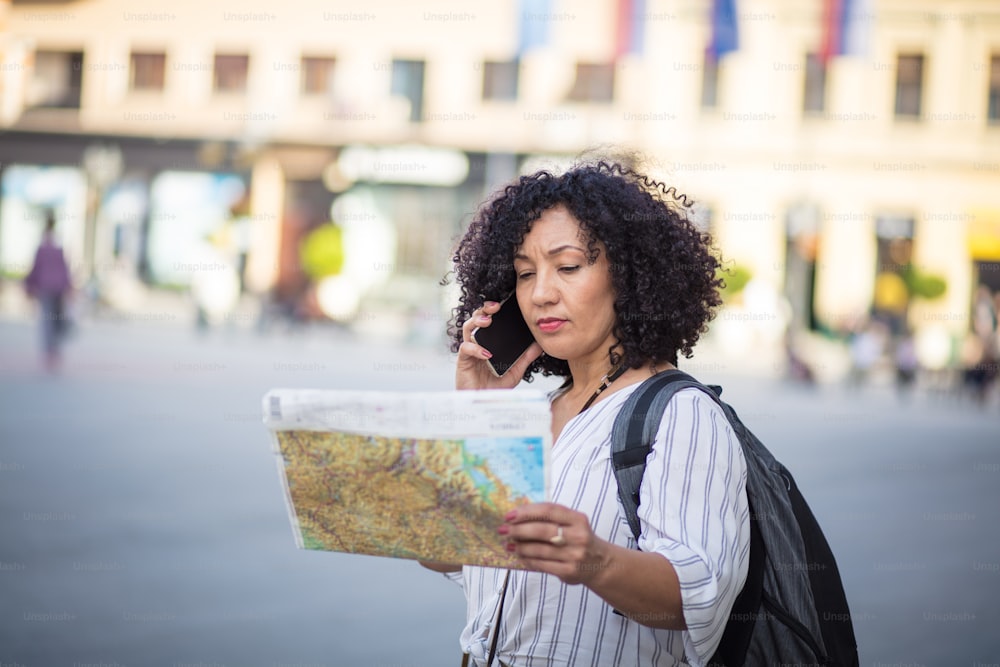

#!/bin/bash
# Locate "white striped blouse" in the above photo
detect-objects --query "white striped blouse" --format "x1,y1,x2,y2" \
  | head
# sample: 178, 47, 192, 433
447, 384, 750, 667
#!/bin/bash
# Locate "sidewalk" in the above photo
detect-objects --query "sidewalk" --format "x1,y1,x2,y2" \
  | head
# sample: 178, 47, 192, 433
3, 277, 856, 381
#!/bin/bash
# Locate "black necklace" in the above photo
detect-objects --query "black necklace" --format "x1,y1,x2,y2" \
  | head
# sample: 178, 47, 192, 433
578, 364, 628, 414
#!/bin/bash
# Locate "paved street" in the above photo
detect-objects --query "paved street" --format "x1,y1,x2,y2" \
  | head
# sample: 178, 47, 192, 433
1, 316, 997, 666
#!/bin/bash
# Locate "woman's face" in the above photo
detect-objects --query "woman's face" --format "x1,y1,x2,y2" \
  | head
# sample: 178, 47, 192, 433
513, 205, 618, 367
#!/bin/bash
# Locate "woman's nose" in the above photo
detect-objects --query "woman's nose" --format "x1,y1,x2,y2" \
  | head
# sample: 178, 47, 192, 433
531, 270, 558, 305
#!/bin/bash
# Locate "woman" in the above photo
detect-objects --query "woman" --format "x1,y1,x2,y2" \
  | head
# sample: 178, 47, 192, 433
428, 161, 750, 666
25, 212, 73, 372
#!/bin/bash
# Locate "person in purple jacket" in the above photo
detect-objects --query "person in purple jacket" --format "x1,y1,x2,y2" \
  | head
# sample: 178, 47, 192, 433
24, 212, 73, 372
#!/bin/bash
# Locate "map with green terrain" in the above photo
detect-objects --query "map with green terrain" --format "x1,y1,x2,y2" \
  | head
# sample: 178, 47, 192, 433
276, 430, 545, 567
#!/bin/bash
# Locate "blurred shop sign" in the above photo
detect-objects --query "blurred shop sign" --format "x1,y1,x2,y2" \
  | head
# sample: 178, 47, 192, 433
337, 145, 468, 186
875, 214, 914, 239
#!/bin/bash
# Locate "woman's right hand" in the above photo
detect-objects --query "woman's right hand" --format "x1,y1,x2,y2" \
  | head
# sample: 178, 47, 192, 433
457, 301, 542, 391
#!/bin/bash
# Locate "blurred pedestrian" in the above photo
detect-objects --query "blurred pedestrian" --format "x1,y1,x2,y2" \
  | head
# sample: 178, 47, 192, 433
783, 329, 816, 385
847, 319, 884, 387
893, 331, 919, 397
24, 211, 73, 372
960, 334, 995, 405
964, 285, 999, 405
972, 284, 997, 343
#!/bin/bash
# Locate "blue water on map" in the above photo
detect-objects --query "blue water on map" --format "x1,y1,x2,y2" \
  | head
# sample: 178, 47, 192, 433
467, 468, 493, 492
463, 437, 545, 501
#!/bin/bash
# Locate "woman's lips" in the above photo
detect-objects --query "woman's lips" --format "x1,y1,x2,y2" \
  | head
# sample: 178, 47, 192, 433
537, 318, 566, 333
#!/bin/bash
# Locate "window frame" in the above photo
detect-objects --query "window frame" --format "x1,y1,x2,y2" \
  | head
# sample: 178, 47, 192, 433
213, 53, 250, 93
894, 53, 924, 120
129, 51, 166, 92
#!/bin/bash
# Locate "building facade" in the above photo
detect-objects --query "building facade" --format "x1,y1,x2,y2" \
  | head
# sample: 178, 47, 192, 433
1, 0, 998, 364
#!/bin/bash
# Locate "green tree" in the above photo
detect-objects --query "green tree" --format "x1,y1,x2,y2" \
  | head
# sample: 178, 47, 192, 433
900, 264, 947, 300
718, 264, 753, 300
299, 223, 345, 281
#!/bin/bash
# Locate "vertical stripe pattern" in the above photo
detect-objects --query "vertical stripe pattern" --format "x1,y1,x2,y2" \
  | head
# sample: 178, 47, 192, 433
451, 385, 749, 667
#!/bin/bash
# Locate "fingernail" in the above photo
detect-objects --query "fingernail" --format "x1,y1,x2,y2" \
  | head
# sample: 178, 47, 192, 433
504, 510, 517, 521
482, 350, 493, 359
485, 301, 498, 308
506, 542, 516, 552
497, 525, 509, 535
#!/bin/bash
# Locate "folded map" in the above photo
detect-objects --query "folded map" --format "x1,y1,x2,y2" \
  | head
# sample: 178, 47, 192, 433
263, 388, 550, 568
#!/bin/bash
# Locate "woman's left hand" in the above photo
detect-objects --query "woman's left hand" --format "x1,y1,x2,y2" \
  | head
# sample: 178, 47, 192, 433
499, 502, 610, 586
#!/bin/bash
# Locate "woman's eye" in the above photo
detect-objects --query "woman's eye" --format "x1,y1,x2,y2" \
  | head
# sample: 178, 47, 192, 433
516, 272, 534, 281
559, 266, 580, 273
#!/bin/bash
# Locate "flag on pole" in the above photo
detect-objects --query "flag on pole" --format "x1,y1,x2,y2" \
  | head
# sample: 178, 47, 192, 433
820, 0, 871, 64
842, 0, 872, 58
708, 0, 739, 61
615, 0, 647, 58
819, 0, 843, 64
518, 0, 552, 56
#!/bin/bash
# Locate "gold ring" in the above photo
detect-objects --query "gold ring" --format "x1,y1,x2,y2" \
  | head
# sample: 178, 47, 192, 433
549, 525, 566, 546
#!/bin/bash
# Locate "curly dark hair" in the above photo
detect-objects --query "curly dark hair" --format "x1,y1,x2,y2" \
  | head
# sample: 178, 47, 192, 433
447, 161, 724, 381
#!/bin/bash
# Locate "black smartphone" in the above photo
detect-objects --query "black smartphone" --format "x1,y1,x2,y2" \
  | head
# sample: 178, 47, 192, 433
472, 294, 536, 377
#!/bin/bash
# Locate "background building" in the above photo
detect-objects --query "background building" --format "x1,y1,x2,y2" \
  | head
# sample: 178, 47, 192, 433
1, 0, 998, 373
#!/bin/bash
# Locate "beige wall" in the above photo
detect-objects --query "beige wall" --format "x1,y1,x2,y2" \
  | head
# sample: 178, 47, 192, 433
4, 0, 999, 339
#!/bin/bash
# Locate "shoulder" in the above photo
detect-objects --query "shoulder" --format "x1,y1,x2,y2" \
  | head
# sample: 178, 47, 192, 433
655, 387, 741, 451
663, 386, 729, 419
621, 383, 732, 427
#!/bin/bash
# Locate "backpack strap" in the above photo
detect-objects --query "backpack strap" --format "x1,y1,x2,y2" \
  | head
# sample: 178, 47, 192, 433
610, 369, 763, 666
611, 369, 723, 542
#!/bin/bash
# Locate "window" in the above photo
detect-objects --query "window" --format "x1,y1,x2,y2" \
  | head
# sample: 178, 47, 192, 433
391, 59, 425, 122
700, 54, 719, 110
30, 50, 83, 108
803, 53, 826, 115
988, 55, 1000, 125
214, 54, 249, 93
566, 63, 615, 103
482, 60, 519, 101
301, 56, 336, 96
130, 52, 166, 91
894, 54, 924, 119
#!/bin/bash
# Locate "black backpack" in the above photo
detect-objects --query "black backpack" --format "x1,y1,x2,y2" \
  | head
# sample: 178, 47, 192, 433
611, 370, 859, 667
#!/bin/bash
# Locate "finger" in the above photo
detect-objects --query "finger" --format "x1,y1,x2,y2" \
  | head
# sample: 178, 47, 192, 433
509, 543, 586, 583
458, 340, 493, 362
465, 301, 500, 322
509, 541, 565, 563
504, 502, 574, 526
461, 310, 493, 342
506, 520, 568, 545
